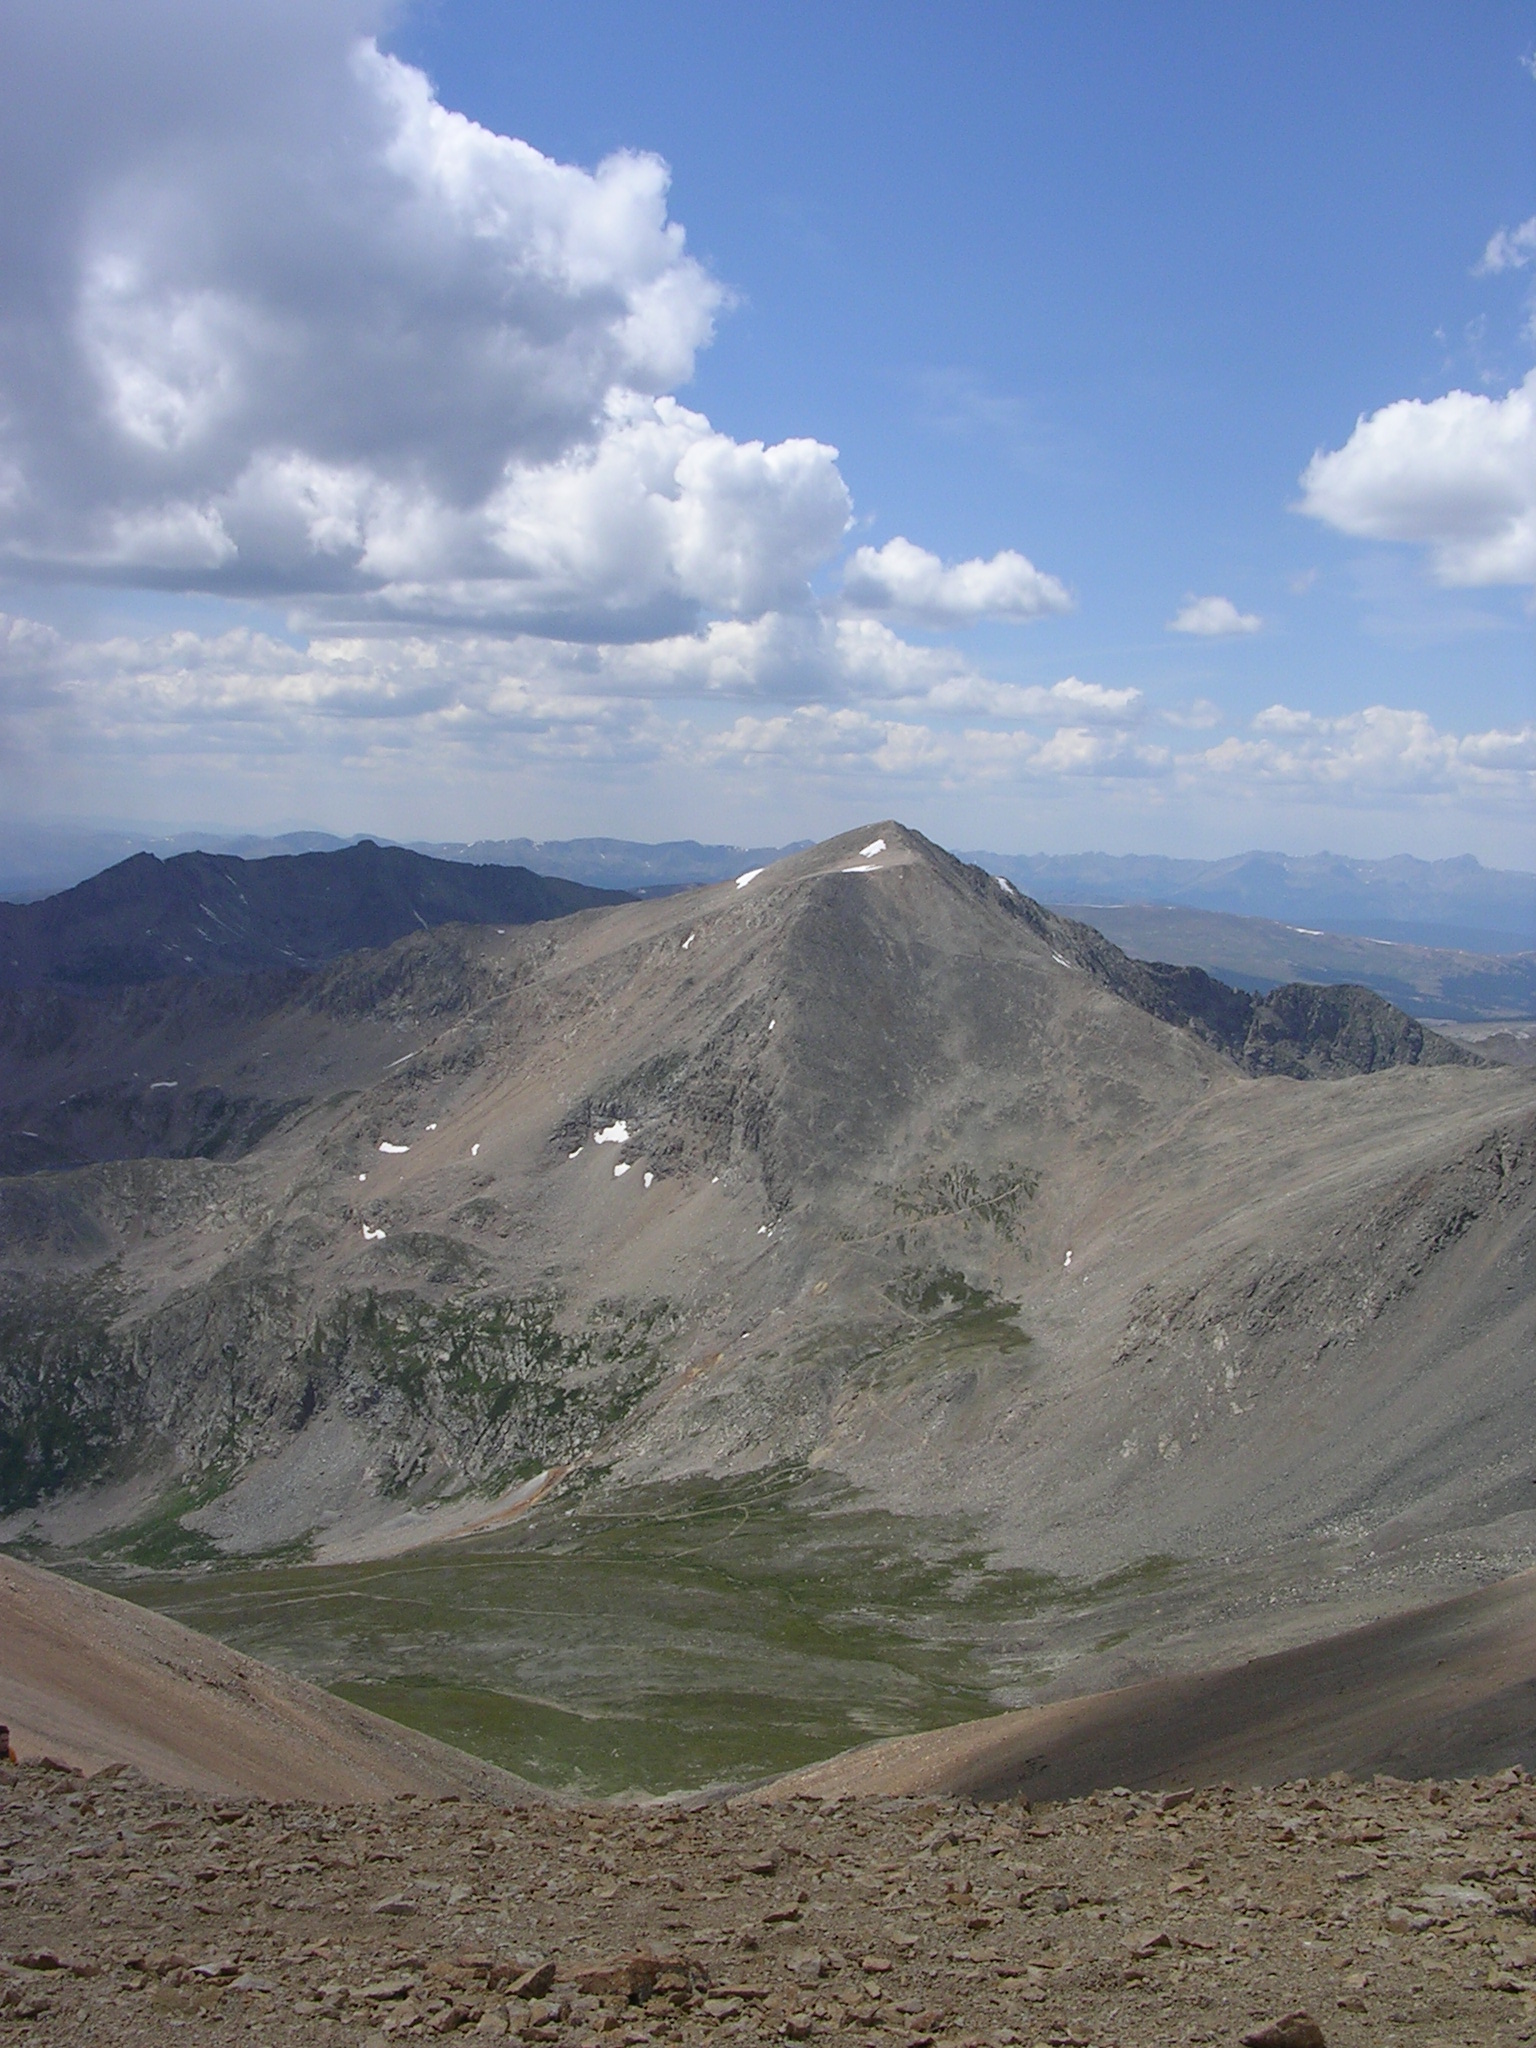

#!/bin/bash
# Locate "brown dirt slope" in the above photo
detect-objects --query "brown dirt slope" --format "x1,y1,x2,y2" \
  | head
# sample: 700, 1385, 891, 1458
760, 1567, 1536, 1803
0, 1553, 548, 1803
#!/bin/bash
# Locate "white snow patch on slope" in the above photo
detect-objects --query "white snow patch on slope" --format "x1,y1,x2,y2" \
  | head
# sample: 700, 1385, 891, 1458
997, 876, 1015, 894
1051, 953, 1072, 969
735, 868, 764, 889
613, 1161, 631, 1178
362, 1224, 387, 1242
149, 1080, 178, 1091
682, 931, 696, 949
842, 863, 882, 874
378, 1141, 410, 1154
859, 837, 887, 858
594, 1120, 630, 1145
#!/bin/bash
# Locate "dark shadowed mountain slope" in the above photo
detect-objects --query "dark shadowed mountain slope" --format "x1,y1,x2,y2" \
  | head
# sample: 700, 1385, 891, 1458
1053, 901, 1536, 1023
0, 841, 631, 991
984, 880, 1475, 1076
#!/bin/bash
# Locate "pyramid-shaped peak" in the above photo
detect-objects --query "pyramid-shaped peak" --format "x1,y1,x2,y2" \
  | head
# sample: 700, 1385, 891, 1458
717, 820, 963, 896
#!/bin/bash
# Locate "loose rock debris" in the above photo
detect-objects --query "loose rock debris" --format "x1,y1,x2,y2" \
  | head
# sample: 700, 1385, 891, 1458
3, 1761, 1534, 2045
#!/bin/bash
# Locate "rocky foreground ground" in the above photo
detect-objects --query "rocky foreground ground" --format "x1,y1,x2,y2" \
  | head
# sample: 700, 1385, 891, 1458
4, 1760, 1535, 2048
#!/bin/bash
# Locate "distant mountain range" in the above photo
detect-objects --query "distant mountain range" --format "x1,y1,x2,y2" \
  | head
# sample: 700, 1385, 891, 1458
0, 824, 802, 905
0, 841, 628, 991
3, 822, 1533, 953
972, 847, 1536, 955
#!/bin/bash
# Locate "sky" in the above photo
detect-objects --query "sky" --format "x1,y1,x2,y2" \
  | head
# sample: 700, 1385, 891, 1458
0, 1, 1532, 863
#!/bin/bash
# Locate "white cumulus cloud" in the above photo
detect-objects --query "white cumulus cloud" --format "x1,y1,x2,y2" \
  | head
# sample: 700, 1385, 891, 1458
0, 8, 869, 636
1167, 595, 1263, 636
1297, 369, 1536, 588
841, 536, 1072, 627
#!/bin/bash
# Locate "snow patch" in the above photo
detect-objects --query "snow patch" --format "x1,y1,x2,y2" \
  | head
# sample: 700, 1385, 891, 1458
425, 1122, 437, 1131
1050, 952, 1072, 969
471, 1143, 480, 1157
594, 1120, 630, 1145
841, 863, 881, 874
996, 876, 1015, 894
149, 1080, 178, 1091
682, 931, 696, 950
1063, 1250, 1073, 1269
358, 1173, 367, 1182
735, 868, 764, 889
1289, 926, 1322, 937
568, 1147, 584, 1159
768, 1018, 776, 1031
643, 1171, 654, 1188
378, 1141, 410, 1154
362, 1224, 387, 1242
859, 837, 887, 858
613, 1161, 631, 1178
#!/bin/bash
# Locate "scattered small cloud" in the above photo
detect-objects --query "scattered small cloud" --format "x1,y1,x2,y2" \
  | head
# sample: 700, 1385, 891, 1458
1288, 568, 1319, 594
1168, 594, 1263, 637
1161, 699, 1222, 730
1475, 216, 1536, 275
841, 536, 1072, 628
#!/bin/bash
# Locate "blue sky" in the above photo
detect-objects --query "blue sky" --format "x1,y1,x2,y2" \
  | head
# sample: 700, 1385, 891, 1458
0, 1, 1532, 861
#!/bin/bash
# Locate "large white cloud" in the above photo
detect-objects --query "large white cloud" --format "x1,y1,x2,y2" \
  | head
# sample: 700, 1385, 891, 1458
0, 8, 874, 635
1297, 369, 1536, 588
841, 536, 1072, 626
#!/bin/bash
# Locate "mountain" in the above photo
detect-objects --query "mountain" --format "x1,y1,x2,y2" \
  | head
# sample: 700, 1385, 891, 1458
10, 824, 1532, 953
970, 846, 1536, 953
1055, 901, 1536, 1024
0, 822, 360, 900
0, 840, 631, 991
1, 822, 1530, 1724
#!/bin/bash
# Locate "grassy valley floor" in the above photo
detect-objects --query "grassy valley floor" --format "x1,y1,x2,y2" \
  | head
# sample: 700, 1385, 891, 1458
62, 1469, 1154, 1798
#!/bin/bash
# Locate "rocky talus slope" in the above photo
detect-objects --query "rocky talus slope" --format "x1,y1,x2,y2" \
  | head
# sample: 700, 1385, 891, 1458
4, 1757, 1535, 2047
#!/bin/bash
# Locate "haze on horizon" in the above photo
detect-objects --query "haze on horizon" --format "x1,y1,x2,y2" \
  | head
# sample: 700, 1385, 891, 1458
0, 1, 1532, 866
